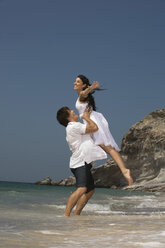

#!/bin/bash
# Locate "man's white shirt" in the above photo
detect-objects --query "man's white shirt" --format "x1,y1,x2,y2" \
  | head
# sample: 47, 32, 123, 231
66, 122, 107, 169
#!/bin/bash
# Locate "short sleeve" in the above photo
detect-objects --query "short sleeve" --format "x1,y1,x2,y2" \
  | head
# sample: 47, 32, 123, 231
72, 122, 86, 135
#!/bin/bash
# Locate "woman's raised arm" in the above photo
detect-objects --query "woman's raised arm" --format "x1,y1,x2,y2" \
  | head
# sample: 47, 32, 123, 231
79, 81, 99, 100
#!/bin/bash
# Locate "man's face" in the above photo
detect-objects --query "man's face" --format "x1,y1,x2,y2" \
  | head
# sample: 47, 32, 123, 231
68, 109, 78, 122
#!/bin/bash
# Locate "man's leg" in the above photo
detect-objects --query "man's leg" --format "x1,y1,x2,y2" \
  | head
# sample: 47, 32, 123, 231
74, 163, 95, 215
74, 189, 95, 215
64, 187, 87, 217
64, 165, 88, 217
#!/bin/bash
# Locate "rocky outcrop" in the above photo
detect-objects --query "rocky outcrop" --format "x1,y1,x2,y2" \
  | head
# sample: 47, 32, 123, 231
57, 176, 76, 186
92, 108, 165, 191
35, 176, 76, 186
121, 107, 165, 191
91, 159, 126, 188
35, 177, 62, 186
35, 177, 53, 185
36, 108, 165, 192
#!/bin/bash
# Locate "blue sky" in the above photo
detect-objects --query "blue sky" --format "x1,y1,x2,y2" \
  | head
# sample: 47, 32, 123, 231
0, 0, 165, 183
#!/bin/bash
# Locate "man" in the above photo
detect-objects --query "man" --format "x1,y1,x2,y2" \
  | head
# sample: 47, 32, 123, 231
56, 106, 107, 217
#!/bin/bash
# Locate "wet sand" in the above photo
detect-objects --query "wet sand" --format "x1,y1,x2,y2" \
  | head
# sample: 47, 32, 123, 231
1, 215, 165, 248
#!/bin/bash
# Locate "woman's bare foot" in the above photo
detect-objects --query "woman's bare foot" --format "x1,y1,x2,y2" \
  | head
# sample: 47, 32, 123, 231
123, 169, 133, 186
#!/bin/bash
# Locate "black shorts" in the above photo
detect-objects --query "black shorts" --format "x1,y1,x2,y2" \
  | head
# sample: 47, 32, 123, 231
71, 163, 95, 193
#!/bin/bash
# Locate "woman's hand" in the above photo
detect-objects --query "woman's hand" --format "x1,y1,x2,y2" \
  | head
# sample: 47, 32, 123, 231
90, 81, 99, 90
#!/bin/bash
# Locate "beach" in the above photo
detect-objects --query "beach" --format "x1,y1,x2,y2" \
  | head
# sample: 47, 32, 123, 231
0, 181, 165, 248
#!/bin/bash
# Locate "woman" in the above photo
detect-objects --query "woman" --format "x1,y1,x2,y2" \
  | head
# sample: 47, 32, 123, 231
73, 74, 133, 186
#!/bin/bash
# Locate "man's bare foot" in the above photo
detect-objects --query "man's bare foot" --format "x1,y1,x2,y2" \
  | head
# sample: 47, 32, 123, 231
63, 213, 70, 217
123, 169, 133, 186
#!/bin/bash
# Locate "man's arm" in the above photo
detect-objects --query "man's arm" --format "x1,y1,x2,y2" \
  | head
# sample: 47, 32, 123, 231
82, 108, 98, 134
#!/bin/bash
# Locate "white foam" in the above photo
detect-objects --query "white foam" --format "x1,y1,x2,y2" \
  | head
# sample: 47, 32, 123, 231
36, 230, 64, 235
87, 228, 103, 230
96, 210, 126, 214
83, 203, 109, 212
44, 204, 66, 209
95, 210, 112, 214
136, 199, 159, 209
132, 242, 163, 247
42, 201, 165, 216
158, 231, 165, 236
13, 232, 24, 237
64, 240, 81, 244
43, 203, 165, 216
45, 203, 110, 213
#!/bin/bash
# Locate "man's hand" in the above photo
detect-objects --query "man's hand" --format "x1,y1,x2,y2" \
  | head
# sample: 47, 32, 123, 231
82, 107, 98, 134
82, 107, 92, 120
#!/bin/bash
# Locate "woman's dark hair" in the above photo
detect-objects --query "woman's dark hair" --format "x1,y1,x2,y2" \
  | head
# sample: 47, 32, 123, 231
56, 107, 70, 127
77, 74, 104, 111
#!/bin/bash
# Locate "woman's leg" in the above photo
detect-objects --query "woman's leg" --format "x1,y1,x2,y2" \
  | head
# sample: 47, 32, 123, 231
99, 144, 133, 185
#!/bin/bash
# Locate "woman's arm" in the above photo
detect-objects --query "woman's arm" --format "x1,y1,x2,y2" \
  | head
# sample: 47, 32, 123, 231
79, 81, 99, 100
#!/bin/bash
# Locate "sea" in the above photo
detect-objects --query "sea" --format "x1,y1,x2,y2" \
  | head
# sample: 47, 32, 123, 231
0, 181, 165, 248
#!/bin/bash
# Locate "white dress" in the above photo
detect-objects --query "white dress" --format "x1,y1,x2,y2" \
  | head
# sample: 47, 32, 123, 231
75, 98, 120, 151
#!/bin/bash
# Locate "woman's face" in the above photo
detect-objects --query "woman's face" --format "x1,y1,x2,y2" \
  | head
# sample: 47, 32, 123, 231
73, 77, 86, 91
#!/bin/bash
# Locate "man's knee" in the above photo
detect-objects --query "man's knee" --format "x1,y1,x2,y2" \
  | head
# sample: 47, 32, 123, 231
76, 187, 87, 195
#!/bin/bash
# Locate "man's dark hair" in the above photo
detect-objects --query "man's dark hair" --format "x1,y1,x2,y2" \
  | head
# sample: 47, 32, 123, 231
56, 107, 70, 127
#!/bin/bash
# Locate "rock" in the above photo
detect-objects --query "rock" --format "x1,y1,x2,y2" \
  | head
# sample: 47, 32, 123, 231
35, 176, 76, 187
120, 108, 165, 191
35, 176, 53, 185
51, 180, 64, 186
91, 159, 127, 188
123, 182, 165, 192
58, 176, 76, 186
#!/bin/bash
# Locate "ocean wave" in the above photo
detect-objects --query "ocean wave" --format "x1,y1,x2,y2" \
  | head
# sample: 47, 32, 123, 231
41, 202, 165, 215
4, 190, 25, 195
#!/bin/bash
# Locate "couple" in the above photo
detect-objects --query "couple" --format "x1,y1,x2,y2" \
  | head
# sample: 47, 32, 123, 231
57, 75, 133, 217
